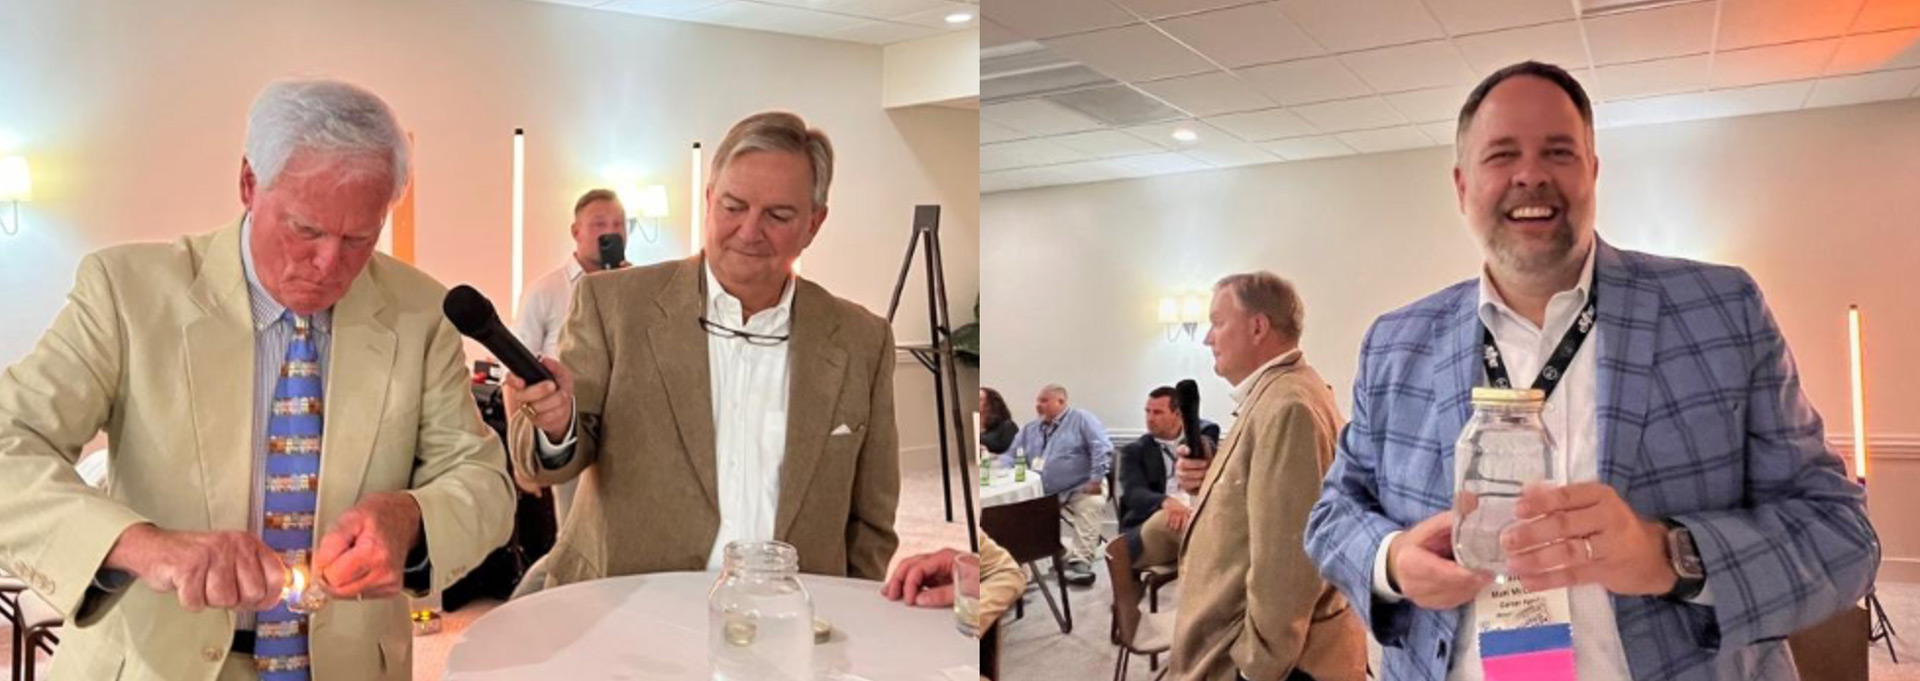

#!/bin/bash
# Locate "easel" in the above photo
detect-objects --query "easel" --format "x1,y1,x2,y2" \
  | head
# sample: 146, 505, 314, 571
886, 205, 978, 551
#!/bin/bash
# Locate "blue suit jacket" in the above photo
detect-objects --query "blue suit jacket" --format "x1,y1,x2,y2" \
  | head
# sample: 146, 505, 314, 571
1305, 241, 1878, 681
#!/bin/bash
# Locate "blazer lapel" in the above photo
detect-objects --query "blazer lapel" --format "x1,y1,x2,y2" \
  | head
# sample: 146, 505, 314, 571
649, 257, 720, 511
1182, 355, 1295, 548
1433, 287, 1480, 493
317, 265, 397, 525
1593, 240, 1657, 494
776, 280, 847, 539
182, 222, 257, 531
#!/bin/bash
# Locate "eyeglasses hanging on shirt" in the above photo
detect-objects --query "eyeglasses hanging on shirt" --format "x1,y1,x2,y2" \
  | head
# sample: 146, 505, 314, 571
698, 316, 791, 346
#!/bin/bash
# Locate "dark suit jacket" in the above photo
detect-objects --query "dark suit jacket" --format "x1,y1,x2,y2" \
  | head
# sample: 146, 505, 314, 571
1118, 421, 1219, 549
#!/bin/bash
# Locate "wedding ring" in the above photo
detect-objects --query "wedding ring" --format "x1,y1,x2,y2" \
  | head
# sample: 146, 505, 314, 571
1582, 537, 1597, 562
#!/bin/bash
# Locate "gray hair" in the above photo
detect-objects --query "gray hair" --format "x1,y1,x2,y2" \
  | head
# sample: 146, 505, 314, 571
245, 79, 411, 203
1040, 384, 1069, 401
709, 111, 834, 208
1214, 271, 1305, 344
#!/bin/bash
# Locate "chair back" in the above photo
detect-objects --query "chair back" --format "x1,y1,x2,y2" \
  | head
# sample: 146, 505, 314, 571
1104, 537, 1149, 650
980, 494, 1063, 564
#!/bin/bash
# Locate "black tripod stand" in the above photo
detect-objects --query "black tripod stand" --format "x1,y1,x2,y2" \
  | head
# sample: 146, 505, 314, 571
886, 205, 978, 551
1869, 588, 1899, 663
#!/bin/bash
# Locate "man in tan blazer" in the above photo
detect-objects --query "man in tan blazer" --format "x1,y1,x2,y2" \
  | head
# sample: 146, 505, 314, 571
1170, 272, 1365, 681
505, 111, 899, 584
0, 80, 514, 680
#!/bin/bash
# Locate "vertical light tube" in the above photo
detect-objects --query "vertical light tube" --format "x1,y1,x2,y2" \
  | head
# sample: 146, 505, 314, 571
690, 142, 704, 257
1849, 305, 1868, 483
511, 128, 526, 317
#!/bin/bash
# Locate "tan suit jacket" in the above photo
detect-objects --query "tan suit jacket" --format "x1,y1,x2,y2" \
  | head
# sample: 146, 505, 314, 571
0, 223, 516, 680
1173, 351, 1366, 681
508, 256, 900, 582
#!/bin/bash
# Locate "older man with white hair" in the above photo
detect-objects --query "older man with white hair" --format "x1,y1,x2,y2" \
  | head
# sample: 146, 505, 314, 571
0, 79, 515, 680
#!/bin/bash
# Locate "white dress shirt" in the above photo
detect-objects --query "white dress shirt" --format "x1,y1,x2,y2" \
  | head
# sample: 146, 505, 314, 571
1370, 245, 1638, 681
512, 257, 585, 358
701, 264, 797, 570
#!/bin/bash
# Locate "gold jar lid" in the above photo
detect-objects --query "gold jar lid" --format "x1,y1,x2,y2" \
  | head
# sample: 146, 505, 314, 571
1471, 387, 1546, 404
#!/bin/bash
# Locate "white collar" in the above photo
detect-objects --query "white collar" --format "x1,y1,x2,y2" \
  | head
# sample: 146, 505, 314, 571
1476, 241, 1598, 332
565, 255, 585, 283
703, 261, 796, 333
1230, 348, 1302, 407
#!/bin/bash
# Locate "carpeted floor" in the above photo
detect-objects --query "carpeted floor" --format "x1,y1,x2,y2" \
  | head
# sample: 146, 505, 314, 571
3, 465, 976, 679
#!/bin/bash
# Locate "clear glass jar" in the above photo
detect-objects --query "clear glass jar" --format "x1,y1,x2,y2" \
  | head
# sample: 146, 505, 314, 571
709, 540, 814, 681
1452, 387, 1554, 579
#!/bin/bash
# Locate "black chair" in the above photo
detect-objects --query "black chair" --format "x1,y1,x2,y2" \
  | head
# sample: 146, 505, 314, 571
15, 591, 61, 681
981, 620, 1001, 680
1105, 539, 1172, 680
981, 494, 1073, 633
2, 571, 26, 681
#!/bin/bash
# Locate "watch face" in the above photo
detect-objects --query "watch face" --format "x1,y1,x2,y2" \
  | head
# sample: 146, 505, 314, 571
1668, 527, 1706, 579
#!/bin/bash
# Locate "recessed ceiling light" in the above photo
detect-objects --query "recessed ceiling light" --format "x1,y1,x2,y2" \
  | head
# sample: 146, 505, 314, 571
1171, 128, 1199, 143
945, 12, 974, 24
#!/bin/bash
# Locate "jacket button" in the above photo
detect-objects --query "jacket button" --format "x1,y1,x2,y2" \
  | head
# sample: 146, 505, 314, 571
1437, 641, 1449, 660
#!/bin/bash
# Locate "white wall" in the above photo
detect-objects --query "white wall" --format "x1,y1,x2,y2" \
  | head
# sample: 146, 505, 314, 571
0, 0, 978, 472
982, 99, 1920, 577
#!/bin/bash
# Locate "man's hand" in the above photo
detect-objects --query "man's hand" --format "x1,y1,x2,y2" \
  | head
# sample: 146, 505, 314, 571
1161, 496, 1192, 533
1082, 479, 1104, 496
503, 356, 575, 442
882, 548, 961, 607
312, 492, 423, 600
102, 524, 286, 612
1503, 482, 1676, 596
1174, 449, 1210, 495
1387, 511, 1494, 610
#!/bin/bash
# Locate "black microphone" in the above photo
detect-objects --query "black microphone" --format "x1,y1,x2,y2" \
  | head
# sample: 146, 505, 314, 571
443, 285, 552, 386
1175, 379, 1206, 459
597, 233, 625, 271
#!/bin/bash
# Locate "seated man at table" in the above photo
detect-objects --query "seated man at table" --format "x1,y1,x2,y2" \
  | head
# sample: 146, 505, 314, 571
1006, 384, 1113, 586
503, 111, 900, 585
1118, 386, 1219, 570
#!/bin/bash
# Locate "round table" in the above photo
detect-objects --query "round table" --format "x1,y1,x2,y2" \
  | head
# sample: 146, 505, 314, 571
979, 468, 1044, 508
444, 572, 977, 680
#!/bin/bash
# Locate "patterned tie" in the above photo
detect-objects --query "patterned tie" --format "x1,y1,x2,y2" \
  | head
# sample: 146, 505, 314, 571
256, 313, 321, 680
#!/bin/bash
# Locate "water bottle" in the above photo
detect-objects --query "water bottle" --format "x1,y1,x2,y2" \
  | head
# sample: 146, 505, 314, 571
980, 453, 992, 487
708, 541, 814, 681
1014, 447, 1028, 483
1452, 387, 1554, 580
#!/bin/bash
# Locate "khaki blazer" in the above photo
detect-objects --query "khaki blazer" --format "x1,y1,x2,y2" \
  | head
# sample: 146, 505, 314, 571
0, 222, 516, 680
1173, 351, 1366, 681
508, 256, 900, 582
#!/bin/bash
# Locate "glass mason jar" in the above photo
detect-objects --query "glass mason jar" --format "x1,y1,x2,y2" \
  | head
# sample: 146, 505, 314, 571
709, 540, 814, 681
1452, 387, 1554, 579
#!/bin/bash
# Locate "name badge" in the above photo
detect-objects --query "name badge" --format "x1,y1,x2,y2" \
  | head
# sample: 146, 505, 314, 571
1474, 581, 1578, 681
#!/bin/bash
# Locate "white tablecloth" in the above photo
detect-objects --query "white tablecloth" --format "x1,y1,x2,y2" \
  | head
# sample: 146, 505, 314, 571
980, 469, 1044, 508
444, 571, 976, 680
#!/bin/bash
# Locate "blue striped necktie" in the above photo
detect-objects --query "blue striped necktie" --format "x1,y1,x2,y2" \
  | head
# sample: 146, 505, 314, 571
256, 313, 321, 680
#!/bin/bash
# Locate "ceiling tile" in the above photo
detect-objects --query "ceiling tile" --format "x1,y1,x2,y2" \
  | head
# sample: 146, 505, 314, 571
1046, 129, 1169, 158
1123, 120, 1242, 149
1111, 0, 1259, 20
1337, 125, 1437, 153
980, 166, 1073, 193
1583, 1, 1716, 66
679, 2, 870, 34
1291, 96, 1407, 132
1806, 67, 1920, 107
1342, 40, 1477, 93
1207, 107, 1320, 140
1111, 152, 1215, 175
1136, 71, 1277, 116
1592, 91, 1711, 129
1045, 85, 1188, 125
1711, 39, 1841, 89
1043, 24, 1215, 81
1235, 56, 1373, 105
1259, 134, 1357, 160
1423, 0, 1573, 36
1418, 120, 1461, 145
1276, 0, 1445, 52
824, 19, 945, 43
1182, 143, 1282, 167
1696, 80, 1814, 118
1826, 28, 1920, 75
1045, 159, 1136, 185
1716, 0, 1864, 51
1384, 84, 1474, 122
594, 0, 727, 17
1852, 0, 1920, 32
1589, 55, 1711, 100
1453, 21, 1591, 74
981, 99, 1106, 135
755, 0, 956, 20
979, 138, 1091, 171
1157, 2, 1325, 68
978, 0, 1137, 39
892, 6, 984, 27
980, 118, 1030, 143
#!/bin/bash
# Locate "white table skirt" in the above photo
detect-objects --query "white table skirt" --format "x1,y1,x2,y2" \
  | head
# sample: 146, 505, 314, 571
980, 469, 1045, 508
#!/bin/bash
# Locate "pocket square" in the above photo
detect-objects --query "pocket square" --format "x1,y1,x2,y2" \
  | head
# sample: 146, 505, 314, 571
831, 424, 854, 436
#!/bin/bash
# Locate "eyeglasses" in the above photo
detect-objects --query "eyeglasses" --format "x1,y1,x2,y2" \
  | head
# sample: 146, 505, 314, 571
698, 316, 790, 346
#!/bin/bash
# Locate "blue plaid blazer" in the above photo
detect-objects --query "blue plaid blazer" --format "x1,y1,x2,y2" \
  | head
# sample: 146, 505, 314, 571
1305, 241, 1878, 681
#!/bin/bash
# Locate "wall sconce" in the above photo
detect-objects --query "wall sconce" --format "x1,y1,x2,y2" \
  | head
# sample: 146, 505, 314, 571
1159, 292, 1208, 342
627, 183, 669, 243
0, 155, 30, 236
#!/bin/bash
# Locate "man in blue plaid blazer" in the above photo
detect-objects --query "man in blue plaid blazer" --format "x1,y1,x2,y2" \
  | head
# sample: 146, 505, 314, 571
1304, 61, 1878, 681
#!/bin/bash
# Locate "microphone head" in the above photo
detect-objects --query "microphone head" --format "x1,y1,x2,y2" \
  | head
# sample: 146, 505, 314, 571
1175, 379, 1201, 414
443, 285, 503, 338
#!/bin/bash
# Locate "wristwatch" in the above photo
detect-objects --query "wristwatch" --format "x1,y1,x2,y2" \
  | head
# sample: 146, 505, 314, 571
1661, 518, 1707, 601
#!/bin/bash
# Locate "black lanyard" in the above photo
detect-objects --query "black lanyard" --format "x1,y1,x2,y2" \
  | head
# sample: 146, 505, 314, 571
1480, 290, 1597, 400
